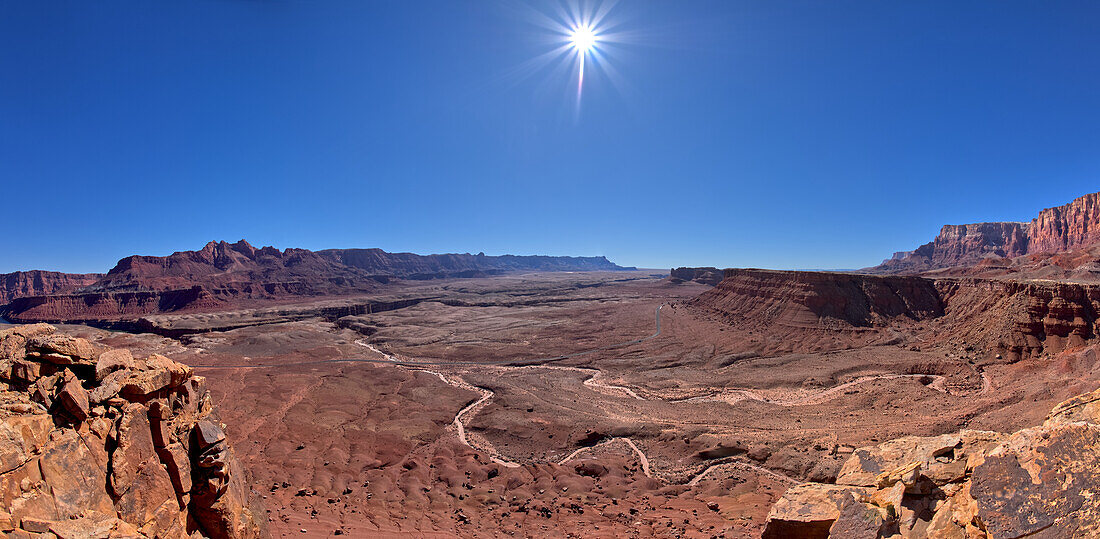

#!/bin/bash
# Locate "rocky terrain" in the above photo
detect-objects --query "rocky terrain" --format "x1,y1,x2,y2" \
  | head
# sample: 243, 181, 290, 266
0, 323, 263, 537
874, 191, 1100, 277
0, 241, 633, 324
762, 387, 1100, 538
3, 192, 1100, 537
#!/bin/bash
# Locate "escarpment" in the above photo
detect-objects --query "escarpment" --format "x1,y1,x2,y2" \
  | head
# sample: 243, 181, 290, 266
669, 267, 724, 286
0, 324, 264, 538
689, 268, 1100, 359
0, 271, 101, 306
876, 191, 1100, 274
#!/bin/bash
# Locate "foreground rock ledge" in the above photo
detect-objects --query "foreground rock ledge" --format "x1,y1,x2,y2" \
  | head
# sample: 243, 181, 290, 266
763, 387, 1100, 538
0, 324, 265, 538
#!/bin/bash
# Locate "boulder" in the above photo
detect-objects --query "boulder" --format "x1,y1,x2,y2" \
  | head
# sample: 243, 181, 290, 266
144, 354, 192, 388
119, 369, 173, 400
94, 348, 134, 382
55, 370, 90, 421
89, 369, 129, 404
26, 335, 101, 365
762, 483, 871, 539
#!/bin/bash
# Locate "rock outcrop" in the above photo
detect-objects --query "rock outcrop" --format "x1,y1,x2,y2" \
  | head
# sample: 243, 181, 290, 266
875, 191, 1100, 273
762, 388, 1100, 538
669, 267, 724, 286
0, 241, 633, 324
0, 324, 264, 538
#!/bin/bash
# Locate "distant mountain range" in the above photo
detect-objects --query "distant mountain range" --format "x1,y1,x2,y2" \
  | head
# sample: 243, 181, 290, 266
0, 240, 633, 322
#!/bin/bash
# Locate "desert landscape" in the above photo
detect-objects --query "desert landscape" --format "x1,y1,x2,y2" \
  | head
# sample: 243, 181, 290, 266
1, 192, 1100, 537
5, 2, 1100, 537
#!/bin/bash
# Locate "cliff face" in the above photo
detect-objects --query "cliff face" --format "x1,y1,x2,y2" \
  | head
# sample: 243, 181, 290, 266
876, 191, 1100, 273
1029, 191, 1100, 253
0, 324, 264, 537
0, 241, 633, 323
669, 267, 724, 286
690, 269, 943, 329
0, 271, 101, 306
690, 269, 1100, 359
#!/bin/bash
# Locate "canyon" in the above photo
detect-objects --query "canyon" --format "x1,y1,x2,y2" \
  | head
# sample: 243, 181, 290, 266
2, 192, 1100, 537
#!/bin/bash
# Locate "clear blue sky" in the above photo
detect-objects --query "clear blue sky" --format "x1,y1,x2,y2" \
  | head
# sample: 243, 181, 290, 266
3, 1, 1099, 273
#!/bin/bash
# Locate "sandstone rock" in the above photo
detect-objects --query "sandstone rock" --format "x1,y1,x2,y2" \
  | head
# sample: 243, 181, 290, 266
119, 369, 173, 400
55, 370, 89, 421
762, 483, 871, 539
144, 354, 192, 388
26, 335, 100, 365
115, 454, 179, 536
19, 516, 53, 533
110, 403, 157, 498
34, 429, 114, 519
10, 360, 44, 385
89, 369, 129, 404
971, 421, 1100, 538
1045, 386, 1100, 426
195, 420, 226, 449
94, 349, 134, 382
837, 430, 1002, 488
0, 326, 263, 539
157, 443, 192, 499
45, 512, 144, 539
29, 374, 58, 409
827, 493, 886, 538
0, 406, 52, 475
875, 460, 921, 490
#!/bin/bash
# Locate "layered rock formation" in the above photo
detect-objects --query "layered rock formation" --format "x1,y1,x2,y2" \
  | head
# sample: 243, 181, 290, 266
762, 387, 1100, 538
875, 191, 1100, 273
0, 324, 264, 537
689, 268, 1100, 358
0, 240, 633, 324
0, 271, 101, 306
691, 270, 943, 329
669, 267, 724, 286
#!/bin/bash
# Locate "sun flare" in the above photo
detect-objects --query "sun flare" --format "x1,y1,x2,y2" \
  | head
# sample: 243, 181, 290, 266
569, 25, 598, 53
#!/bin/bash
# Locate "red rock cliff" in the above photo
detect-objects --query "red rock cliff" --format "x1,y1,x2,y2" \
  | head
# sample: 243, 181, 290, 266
876, 191, 1100, 272
0, 271, 101, 306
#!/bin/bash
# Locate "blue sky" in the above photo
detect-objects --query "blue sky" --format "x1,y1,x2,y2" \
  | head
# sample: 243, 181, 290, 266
2, 1, 1099, 273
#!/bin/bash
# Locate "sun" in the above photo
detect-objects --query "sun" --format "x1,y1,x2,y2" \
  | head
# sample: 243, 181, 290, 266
569, 25, 598, 53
